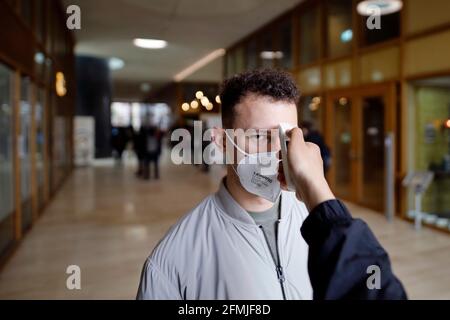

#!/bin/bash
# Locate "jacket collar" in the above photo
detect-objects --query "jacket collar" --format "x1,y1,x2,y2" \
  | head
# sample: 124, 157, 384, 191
214, 178, 293, 226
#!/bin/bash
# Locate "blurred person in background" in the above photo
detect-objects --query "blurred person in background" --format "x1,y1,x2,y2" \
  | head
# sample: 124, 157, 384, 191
111, 127, 128, 165
142, 125, 162, 180
133, 126, 146, 178
299, 121, 331, 174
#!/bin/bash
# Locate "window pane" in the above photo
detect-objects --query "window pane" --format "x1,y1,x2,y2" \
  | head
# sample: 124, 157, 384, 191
226, 51, 235, 78
111, 102, 131, 127
20, 0, 33, 26
46, 8, 53, 54
20, 77, 32, 231
235, 46, 245, 74
361, 12, 400, 46
36, 88, 45, 210
299, 5, 320, 65
0, 64, 15, 222
0, 64, 15, 256
326, 0, 353, 58
246, 39, 258, 70
35, 0, 46, 44
260, 31, 274, 68
278, 20, 293, 69
52, 94, 67, 192
413, 84, 450, 227
298, 95, 323, 133
332, 96, 352, 198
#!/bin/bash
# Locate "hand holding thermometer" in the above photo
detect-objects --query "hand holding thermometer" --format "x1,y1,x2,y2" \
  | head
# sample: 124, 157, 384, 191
279, 123, 296, 192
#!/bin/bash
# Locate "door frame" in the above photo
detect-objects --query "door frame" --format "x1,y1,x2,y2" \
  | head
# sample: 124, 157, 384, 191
325, 82, 397, 211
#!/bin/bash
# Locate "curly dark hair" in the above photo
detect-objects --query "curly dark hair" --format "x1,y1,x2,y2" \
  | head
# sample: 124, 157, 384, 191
220, 69, 300, 128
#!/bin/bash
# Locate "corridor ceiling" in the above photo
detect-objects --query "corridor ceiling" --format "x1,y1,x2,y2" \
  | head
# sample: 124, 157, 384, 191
63, 0, 303, 91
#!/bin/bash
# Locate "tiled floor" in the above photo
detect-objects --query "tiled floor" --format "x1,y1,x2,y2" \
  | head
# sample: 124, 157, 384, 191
0, 156, 449, 299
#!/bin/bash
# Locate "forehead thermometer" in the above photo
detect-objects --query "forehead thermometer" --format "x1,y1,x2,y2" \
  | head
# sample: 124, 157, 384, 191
279, 123, 296, 192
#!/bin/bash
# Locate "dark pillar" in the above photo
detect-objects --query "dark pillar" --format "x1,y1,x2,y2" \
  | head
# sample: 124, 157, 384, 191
76, 56, 112, 158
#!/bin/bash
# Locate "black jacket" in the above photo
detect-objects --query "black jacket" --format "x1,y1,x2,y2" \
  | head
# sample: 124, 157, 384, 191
300, 200, 407, 300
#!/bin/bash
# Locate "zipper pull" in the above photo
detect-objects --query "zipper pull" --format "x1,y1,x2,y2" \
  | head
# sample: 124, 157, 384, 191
276, 266, 285, 283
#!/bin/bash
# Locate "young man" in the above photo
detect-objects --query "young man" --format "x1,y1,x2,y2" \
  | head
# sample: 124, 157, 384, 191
137, 69, 313, 299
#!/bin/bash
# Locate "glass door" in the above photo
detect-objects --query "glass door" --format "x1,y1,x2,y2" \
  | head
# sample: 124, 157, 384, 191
0, 63, 15, 256
327, 85, 396, 212
20, 76, 32, 232
359, 96, 386, 211
330, 95, 355, 200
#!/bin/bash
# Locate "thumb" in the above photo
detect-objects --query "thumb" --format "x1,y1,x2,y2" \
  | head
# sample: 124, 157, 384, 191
289, 127, 305, 145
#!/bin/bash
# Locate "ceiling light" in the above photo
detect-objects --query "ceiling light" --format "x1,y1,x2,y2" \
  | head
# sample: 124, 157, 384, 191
190, 100, 199, 109
181, 103, 190, 112
357, 0, 403, 16
340, 29, 353, 43
34, 52, 45, 65
312, 96, 321, 104
196, 91, 204, 99
200, 96, 209, 107
309, 103, 319, 111
140, 83, 151, 93
339, 97, 348, 106
174, 49, 226, 82
206, 103, 213, 111
215, 95, 221, 104
109, 57, 125, 70
260, 51, 284, 60
55, 72, 67, 97
133, 38, 167, 49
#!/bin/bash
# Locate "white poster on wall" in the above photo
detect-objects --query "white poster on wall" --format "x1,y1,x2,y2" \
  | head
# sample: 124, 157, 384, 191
74, 116, 95, 167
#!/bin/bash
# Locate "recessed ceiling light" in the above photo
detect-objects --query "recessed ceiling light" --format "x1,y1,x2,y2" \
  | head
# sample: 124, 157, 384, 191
140, 83, 151, 92
196, 91, 204, 99
190, 100, 199, 109
260, 51, 284, 60
133, 38, 167, 49
181, 103, 190, 112
34, 52, 45, 65
340, 29, 353, 43
109, 57, 125, 70
200, 96, 209, 107
357, 0, 403, 16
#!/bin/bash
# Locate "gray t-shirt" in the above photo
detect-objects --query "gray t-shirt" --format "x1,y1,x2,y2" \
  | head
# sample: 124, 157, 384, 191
247, 196, 281, 266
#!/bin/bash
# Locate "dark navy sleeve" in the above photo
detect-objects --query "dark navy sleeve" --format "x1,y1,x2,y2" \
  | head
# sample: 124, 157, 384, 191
300, 199, 407, 300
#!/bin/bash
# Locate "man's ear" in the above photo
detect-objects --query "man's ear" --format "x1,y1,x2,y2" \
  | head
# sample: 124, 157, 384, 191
212, 127, 226, 152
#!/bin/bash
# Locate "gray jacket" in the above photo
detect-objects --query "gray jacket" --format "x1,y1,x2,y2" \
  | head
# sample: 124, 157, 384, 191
137, 181, 312, 300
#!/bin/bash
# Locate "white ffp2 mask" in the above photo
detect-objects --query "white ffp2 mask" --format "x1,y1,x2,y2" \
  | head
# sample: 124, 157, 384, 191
225, 132, 281, 203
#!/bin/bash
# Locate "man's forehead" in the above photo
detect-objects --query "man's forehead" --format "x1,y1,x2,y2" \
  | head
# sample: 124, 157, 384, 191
237, 93, 284, 107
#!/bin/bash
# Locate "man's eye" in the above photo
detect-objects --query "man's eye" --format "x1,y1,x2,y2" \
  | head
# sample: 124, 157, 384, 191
257, 134, 267, 140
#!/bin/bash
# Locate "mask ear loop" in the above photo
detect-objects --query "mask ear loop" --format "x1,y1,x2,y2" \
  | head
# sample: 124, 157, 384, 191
224, 131, 250, 179
224, 130, 251, 156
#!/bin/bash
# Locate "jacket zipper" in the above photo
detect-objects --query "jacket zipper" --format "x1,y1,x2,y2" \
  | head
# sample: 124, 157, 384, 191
275, 220, 287, 300
259, 223, 287, 300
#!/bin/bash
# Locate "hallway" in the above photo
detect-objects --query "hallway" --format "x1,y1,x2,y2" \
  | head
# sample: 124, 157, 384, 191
0, 158, 449, 299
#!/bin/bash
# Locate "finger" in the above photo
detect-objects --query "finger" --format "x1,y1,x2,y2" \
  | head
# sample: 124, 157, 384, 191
290, 127, 305, 145
306, 142, 320, 152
